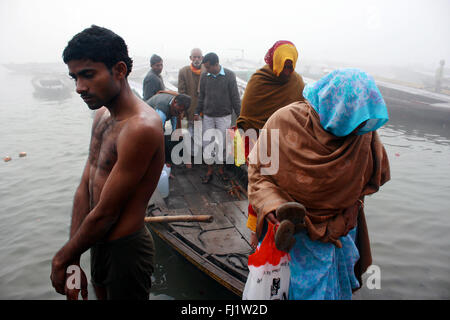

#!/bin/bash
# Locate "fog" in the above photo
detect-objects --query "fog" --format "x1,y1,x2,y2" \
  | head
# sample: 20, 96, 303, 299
1, 0, 449, 71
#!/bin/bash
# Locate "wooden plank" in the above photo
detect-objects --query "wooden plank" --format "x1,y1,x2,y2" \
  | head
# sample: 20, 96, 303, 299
218, 202, 252, 245
184, 168, 230, 193
183, 167, 213, 193
188, 227, 251, 255
234, 200, 248, 215
184, 193, 214, 209
174, 171, 197, 194
209, 191, 236, 203
163, 208, 201, 236
168, 178, 184, 197
148, 189, 168, 210
166, 196, 189, 210
145, 215, 212, 223
190, 205, 233, 231
148, 223, 245, 296
209, 254, 249, 281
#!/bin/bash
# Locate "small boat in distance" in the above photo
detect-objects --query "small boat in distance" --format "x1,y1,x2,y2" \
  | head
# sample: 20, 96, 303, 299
31, 75, 73, 100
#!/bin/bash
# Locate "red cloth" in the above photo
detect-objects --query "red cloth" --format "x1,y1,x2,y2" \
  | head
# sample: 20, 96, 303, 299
247, 222, 288, 267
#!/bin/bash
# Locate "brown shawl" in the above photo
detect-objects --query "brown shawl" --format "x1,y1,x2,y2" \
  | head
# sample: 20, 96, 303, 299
248, 101, 390, 283
236, 65, 305, 132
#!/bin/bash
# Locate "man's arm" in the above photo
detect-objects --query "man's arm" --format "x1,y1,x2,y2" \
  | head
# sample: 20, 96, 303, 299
155, 108, 167, 127
67, 160, 90, 264
143, 75, 150, 101
68, 109, 106, 263
51, 119, 162, 294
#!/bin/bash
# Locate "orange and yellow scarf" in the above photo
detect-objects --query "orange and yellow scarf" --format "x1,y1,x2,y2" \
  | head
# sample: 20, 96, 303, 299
264, 40, 298, 77
190, 63, 202, 75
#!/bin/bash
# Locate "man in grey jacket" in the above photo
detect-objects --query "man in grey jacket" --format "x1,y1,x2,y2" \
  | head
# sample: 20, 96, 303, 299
143, 54, 165, 101
194, 52, 241, 183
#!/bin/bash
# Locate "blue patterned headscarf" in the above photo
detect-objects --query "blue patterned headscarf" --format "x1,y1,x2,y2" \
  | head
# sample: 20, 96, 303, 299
303, 68, 388, 137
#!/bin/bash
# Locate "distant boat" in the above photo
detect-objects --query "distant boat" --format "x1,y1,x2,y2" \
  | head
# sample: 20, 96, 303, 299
3, 62, 66, 75
31, 75, 72, 99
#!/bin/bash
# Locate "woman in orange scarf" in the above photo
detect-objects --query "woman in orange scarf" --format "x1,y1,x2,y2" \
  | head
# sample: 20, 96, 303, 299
237, 40, 305, 132
238, 41, 306, 248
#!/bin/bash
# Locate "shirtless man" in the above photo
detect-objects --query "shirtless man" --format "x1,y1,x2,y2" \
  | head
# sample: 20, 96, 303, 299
50, 25, 164, 300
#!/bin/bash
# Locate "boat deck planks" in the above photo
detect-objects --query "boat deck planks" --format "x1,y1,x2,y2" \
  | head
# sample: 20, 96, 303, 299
146, 163, 252, 296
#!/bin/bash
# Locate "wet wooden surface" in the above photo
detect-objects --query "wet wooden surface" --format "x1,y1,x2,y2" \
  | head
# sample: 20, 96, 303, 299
147, 164, 252, 291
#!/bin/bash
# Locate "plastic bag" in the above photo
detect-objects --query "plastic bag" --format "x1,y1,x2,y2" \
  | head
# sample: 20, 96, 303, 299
157, 165, 170, 198
242, 222, 290, 300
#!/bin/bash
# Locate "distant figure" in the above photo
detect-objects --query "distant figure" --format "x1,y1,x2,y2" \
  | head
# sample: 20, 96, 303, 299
435, 59, 445, 93
236, 40, 305, 249
194, 52, 241, 183
50, 25, 164, 300
178, 48, 203, 167
247, 69, 390, 299
143, 54, 165, 100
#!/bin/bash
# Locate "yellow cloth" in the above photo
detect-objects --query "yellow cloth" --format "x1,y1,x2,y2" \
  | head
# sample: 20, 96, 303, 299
233, 128, 246, 167
272, 44, 298, 77
246, 213, 257, 232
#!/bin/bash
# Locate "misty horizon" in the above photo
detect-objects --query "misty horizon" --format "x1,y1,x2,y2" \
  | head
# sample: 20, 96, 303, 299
1, 0, 449, 72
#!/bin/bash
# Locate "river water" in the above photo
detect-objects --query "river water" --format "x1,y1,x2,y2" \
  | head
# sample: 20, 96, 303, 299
0, 66, 449, 300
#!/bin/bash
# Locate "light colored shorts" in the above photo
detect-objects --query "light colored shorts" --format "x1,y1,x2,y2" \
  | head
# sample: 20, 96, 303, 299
202, 114, 232, 164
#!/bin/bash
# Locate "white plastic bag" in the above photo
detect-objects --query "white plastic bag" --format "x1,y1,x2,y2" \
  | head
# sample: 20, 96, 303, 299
243, 222, 290, 300
157, 165, 170, 198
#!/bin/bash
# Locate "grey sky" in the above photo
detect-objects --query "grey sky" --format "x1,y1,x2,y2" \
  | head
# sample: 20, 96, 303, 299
1, 0, 449, 69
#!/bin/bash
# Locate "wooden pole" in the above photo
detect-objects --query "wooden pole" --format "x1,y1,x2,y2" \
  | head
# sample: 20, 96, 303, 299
144, 215, 213, 223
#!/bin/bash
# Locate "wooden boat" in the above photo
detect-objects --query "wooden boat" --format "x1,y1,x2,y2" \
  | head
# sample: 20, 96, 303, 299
145, 163, 251, 297
31, 75, 72, 99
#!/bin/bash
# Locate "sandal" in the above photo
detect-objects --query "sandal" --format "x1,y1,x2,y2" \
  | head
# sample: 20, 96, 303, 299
276, 202, 306, 226
201, 173, 213, 184
274, 220, 296, 252
274, 202, 307, 252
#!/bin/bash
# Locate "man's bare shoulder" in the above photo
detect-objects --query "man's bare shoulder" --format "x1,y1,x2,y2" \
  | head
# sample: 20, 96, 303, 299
92, 107, 109, 126
121, 101, 164, 143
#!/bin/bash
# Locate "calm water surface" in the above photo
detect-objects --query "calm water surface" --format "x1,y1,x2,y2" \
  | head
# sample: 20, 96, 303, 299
0, 66, 448, 299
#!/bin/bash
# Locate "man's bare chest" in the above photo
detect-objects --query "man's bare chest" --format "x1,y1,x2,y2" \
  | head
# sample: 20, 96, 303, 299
89, 118, 123, 173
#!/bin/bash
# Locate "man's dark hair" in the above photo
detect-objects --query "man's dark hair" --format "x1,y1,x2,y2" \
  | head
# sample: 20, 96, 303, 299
202, 52, 219, 66
62, 25, 133, 77
174, 94, 191, 110
150, 54, 163, 66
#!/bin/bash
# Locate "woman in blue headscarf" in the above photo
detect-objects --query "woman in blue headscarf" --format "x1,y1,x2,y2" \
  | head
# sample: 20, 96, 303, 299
303, 68, 389, 136
247, 68, 391, 299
